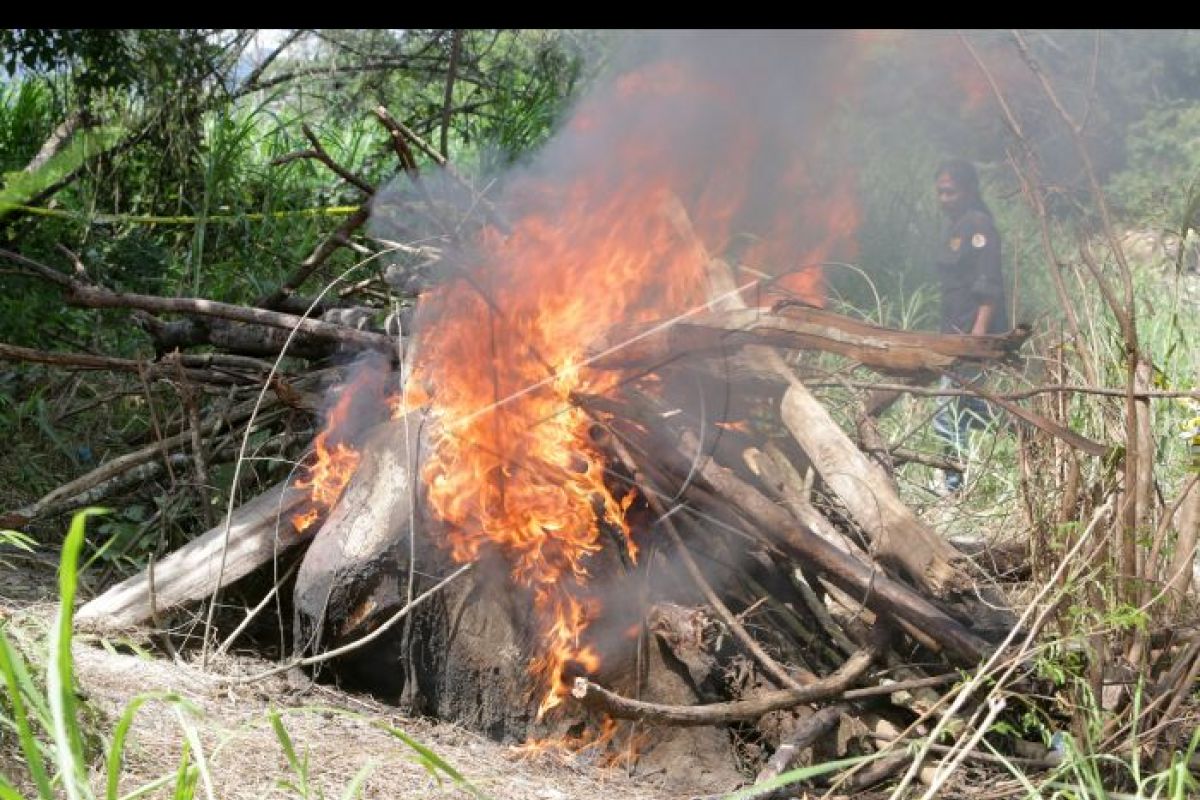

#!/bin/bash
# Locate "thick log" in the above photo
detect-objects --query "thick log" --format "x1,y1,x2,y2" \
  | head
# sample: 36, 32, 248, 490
579, 389, 989, 661
293, 413, 424, 662
615, 232, 978, 598
675, 430, 990, 663
75, 480, 311, 631
589, 308, 1030, 377
780, 381, 973, 597
135, 313, 337, 361
289, 411, 540, 741
744, 444, 867, 563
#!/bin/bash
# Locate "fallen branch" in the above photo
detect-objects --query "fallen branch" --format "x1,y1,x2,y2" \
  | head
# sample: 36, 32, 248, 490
755, 703, 847, 784
0, 342, 245, 384
134, 312, 339, 362
256, 205, 373, 310
4, 397, 270, 526
0, 249, 391, 352
76, 480, 312, 631
607, 433, 807, 691
590, 308, 1030, 376
779, 382, 974, 596
677, 428, 991, 663
571, 639, 879, 726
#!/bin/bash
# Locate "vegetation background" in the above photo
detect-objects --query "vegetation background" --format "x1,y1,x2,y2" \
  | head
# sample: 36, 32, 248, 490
1, 29, 1198, 799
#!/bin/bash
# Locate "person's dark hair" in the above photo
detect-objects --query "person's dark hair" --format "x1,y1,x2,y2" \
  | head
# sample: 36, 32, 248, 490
935, 158, 989, 213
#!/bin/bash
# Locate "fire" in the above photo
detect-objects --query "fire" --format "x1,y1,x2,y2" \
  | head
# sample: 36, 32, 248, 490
410, 183, 708, 715
291, 507, 321, 534
408, 64, 737, 716
513, 715, 649, 768
291, 375, 375, 533
397, 41, 863, 718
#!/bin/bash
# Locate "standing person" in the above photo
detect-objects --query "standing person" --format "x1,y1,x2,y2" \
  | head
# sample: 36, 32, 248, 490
932, 158, 1009, 493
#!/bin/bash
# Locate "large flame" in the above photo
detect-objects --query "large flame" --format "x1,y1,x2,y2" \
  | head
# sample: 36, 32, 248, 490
405, 52, 861, 716
411, 192, 710, 715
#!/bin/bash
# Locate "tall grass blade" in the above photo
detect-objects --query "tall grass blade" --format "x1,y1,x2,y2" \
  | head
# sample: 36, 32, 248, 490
48, 507, 108, 800
105, 692, 198, 800
379, 722, 489, 799
338, 761, 375, 800
172, 707, 214, 800
268, 708, 309, 798
0, 775, 29, 800
170, 741, 196, 800
720, 751, 888, 800
115, 772, 186, 800
0, 630, 53, 797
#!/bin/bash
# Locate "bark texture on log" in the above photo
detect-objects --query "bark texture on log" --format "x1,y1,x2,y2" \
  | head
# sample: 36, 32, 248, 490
76, 480, 310, 631
590, 308, 1029, 376
779, 381, 972, 597
136, 313, 337, 361
676, 431, 990, 663
293, 414, 425, 663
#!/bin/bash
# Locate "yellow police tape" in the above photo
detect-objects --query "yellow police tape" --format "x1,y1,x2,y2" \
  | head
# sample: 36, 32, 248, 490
0, 203, 362, 225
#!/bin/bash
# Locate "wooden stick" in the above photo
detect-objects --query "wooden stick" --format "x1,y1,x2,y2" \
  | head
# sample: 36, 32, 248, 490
678, 428, 990, 663
779, 382, 974, 596
608, 433, 808, 691
67, 283, 392, 351
589, 308, 1030, 376
755, 703, 846, 784
0, 248, 391, 351
572, 640, 879, 726
0, 343, 245, 384
4, 398, 267, 525
256, 205, 372, 310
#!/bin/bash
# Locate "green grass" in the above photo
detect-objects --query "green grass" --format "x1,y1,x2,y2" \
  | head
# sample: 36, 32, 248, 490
0, 509, 484, 800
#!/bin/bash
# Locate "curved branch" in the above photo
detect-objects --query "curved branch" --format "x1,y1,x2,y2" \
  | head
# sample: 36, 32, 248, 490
571, 639, 880, 726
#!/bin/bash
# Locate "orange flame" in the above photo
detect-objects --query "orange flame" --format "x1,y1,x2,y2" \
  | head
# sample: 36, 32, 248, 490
513, 715, 649, 768
411, 183, 708, 715
291, 383, 365, 533
403, 48, 863, 718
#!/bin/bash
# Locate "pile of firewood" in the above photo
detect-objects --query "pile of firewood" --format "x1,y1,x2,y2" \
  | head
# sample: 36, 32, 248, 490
8, 105, 1110, 795
69, 248, 1040, 795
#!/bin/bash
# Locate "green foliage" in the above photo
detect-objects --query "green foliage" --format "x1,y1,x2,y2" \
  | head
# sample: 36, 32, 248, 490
0, 631, 55, 798
0, 80, 57, 172
1, 510, 479, 799
1106, 100, 1200, 223
0, 528, 36, 568
0, 125, 124, 217
0, 30, 223, 100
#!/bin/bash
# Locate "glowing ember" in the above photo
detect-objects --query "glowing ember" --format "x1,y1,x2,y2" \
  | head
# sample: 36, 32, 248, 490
513, 716, 650, 768
291, 507, 321, 534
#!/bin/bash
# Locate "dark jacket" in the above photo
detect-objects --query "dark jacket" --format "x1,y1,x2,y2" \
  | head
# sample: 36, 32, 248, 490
935, 209, 1009, 334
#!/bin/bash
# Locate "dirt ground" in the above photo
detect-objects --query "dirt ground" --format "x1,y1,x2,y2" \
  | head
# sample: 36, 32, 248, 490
0, 556, 727, 800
